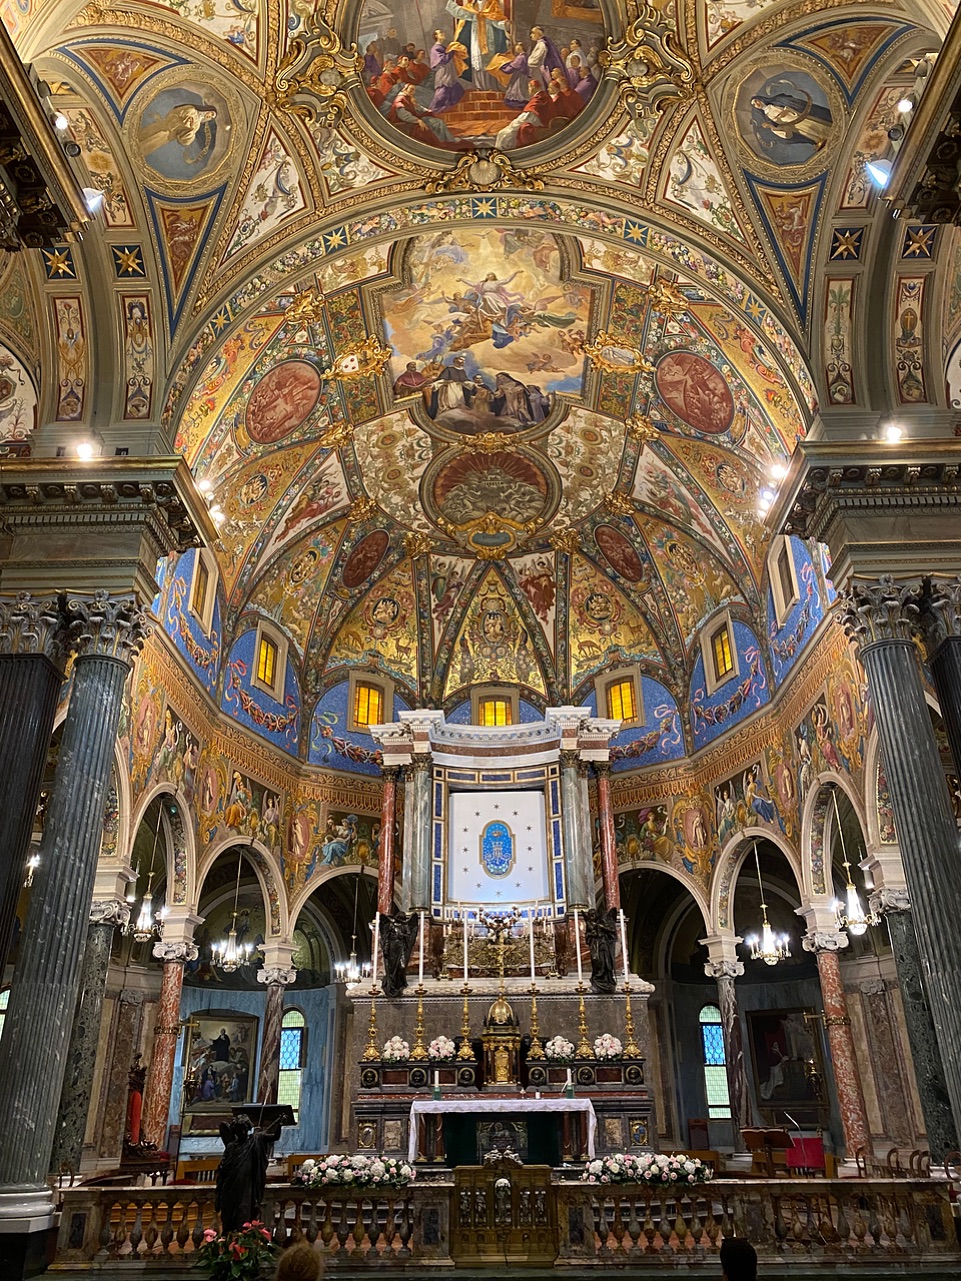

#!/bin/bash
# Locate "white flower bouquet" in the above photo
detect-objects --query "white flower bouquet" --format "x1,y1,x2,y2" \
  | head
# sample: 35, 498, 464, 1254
544, 1035, 576, 1062
594, 1033, 623, 1061
428, 1035, 456, 1062
581, 1152, 713, 1186
381, 1035, 410, 1063
295, 1154, 414, 1189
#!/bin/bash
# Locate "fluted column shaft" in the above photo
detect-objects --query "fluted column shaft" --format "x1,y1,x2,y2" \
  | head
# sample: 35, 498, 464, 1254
882, 900, 959, 1161
711, 969, 749, 1141
560, 751, 589, 909
928, 635, 961, 779
813, 947, 872, 1158
596, 763, 620, 911
50, 902, 129, 1173
378, 766, 399, 915
256, 967, 296, 1105
855, 632, 961, 1135
142, 955, 189, 1148
0, 616, 140, 1209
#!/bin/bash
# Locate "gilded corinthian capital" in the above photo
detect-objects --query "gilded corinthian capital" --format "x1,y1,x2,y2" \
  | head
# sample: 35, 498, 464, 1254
0, 592, 69, 660
837, 575, 923, 647
66, 590, 150, 664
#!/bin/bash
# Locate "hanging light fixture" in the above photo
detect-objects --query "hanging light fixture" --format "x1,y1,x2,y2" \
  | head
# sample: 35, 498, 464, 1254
744, 842, 792, 966
831, 790, 879, 936
335, 875, 371, 990
126, 802, 165, 942
212, 848, 257, 973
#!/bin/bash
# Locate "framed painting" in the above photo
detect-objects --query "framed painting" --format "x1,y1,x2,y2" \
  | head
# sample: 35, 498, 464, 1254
747, 1008, 827, 1125
181, 1011, 259, 1132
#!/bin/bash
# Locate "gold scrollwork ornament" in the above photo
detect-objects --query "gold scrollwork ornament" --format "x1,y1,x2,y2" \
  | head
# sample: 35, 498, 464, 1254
321, 335, 392, 381
424, 149, 548, 195
599, 2, 696, 118
273, 1, 363, 126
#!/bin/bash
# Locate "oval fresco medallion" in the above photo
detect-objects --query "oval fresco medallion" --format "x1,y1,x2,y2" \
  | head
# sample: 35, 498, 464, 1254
353, 0, 610, 162
594, 523, 646, 583
655, 350, 734, 435
343, 529, 390, 588
245, 360, 322, 444
130, 66, 237, 190
731, 59, 842, 176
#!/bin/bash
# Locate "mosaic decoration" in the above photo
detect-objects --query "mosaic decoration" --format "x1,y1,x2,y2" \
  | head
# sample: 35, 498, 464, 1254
146, 187, 227, 332
689, 619, 768, 749
67, 43, 171, 109
120, 294, 155, 419
744, 173, 827, 320
664, 117, 746, 244
446, 567, 547, 698
220, 131, 306, 265
221, 628, 301, 752
309, 682, 390, 777
63, 106, 135, 228
327, 557, 419, 688
766, 538, 822, 687
894, 276, 927, 404
145, 0, 262, 62
702, 0, 782, 51
0, 254, 36, 356
824, 277, 856, 406
162, 549, 223, 694
733, 63, 838, 170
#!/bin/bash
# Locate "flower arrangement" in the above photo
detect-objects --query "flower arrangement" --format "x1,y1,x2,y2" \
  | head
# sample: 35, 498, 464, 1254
196, 1221, 278, 1281
544, 1035, 575, 1062
594, 1033, 623, 1061
428, 1035, 456, 1062
581, 1152, 713, 1186
295, 1154, 415, 1189
381, 1035, 410, 1063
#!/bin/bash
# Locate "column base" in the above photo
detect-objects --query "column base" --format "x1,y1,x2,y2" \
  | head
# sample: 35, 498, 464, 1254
0, 1187, 57, 1229
0, 1190, 59, 1281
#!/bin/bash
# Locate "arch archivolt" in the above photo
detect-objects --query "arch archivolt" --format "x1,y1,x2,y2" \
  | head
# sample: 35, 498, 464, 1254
195, 832, 287, 938
800, 770, 868, 902
618, 860, 712, 936
126, 781, 197, 908
712, 827, 803, 933
288, 863, 379, 937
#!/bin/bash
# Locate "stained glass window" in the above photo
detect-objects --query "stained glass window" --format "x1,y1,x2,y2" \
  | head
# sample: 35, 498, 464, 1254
278, 1009, 305, 1116
712, 625, 734, 681
257, 635, 277, 687
354, 682, 383, 727
478, 697, 512, 726
606, 678, 637, 722
699, 1004, 731, 1119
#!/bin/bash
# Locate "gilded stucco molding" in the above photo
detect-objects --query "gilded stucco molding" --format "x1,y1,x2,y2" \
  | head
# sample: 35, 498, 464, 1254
599, 1, 696, 119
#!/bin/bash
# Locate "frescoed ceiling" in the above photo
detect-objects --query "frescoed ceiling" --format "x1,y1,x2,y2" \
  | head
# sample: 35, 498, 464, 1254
4, 0, 957, 750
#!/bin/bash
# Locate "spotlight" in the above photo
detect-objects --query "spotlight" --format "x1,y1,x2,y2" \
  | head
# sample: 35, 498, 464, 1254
897, 95, 915, 113
883, 423, 903, 442
769, 463, 786, 480
866, 158, 892, 188
81, 186, 104, 214
53, 112, 68, 131
76, 440, 95, 459
63, 141, 81, 158
197, 478, 212, 492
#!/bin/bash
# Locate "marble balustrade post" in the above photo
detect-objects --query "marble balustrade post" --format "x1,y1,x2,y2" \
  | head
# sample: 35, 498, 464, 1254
0, 593, 147, 1226
872, 887, 959, 1162
50, 899, 131, 1173
841, 577, 961, 1139
595, 763, 620, 911
0, 593, 71, 971
804, 929, 872, 1160
560, 750, 589, 909
378, 766, 399, 916
408, 755, 432, 913
142, 941, 197, 1148
256, 966, 297, 1104
705, 960, 750, 1143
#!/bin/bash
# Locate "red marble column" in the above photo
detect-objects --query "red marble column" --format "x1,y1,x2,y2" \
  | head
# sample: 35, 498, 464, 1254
596, 763, 620, 911
257, 968, 295, 1104
815, 945, 872, 1159
142, 945, 194, 1149
378, 765, 399, 915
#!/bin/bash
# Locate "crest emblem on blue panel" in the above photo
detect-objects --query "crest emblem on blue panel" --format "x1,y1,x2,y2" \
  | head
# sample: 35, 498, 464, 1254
480, 820, 514, 878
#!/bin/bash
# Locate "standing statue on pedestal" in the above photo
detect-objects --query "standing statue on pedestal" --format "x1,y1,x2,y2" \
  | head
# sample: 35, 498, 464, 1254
215, 1113, 283, 1231
381, 910, 418, 997
584, 906, 618, 994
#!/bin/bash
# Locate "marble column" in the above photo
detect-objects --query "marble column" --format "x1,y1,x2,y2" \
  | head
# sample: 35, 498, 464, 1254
705, 959, 750, 1143
872, 887, 959, 1162
919, 579, 961, 779
142, 940, 197, 1148
256, 965, 297, 1104
595, 763, 620, 911
378, 766, 399, 915
408, 755, 432, 913
841, 577, 961, 1139
803, 929, 872, 1159
50, 899, 131, 1173
560, 750, 589, 909
0, 593, 70, 971
0, 593, 146, 1229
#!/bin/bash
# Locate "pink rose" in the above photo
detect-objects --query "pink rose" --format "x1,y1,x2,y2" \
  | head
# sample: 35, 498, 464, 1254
203, 1229, 217, 1242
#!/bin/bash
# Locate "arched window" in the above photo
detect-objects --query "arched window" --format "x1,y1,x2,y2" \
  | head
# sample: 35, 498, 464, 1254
278, 1009, 306, 1118
699, 1004, 731, 1119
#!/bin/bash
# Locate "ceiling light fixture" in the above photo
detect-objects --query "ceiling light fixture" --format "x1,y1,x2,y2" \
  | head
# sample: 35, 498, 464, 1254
212, 847, 258, 973
744, 842, 791, 966
76, 440, 94, 459
128, 802, 165, 943
335, 875, 371, 990
831, 790, 879, 937
866, 158, 892, 188
883, 423, 903, 442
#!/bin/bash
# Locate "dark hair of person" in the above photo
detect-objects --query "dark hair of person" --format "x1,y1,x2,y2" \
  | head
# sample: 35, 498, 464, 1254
720, 1236, 758, 1281
275, 1240, 322, 1281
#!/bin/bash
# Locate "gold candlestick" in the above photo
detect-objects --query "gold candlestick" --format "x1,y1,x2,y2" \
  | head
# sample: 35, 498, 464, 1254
527, 986, 545, 1059
457, 985, 474, 1059
410, 987, 429, 1060
623, 983, 641, 1058
576, 985, 594, 1058
361, 995, 380, 1061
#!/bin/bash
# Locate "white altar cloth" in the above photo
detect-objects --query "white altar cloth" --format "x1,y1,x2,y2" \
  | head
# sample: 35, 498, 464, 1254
407, 1097, 597, 1161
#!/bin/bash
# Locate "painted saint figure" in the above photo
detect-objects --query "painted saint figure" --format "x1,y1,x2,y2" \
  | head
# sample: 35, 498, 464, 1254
140, 103, 217, 154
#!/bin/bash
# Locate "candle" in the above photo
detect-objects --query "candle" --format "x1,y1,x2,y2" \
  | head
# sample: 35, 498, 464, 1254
433, 1070, 439, 1087
418, 910, 426, 985
566, 1068, 572, 1088
618, 908, 629, 984
573, 909, 583, 984
371, 912, 380, 985
463, 912, 470, 983
529, 905, 537, 982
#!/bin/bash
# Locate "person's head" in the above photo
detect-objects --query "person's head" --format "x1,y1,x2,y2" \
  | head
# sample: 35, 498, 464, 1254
720, 1238, 757, 1281
275, 1240, 322, 1281
531, 25, 543, 39
434, 29, 445, 41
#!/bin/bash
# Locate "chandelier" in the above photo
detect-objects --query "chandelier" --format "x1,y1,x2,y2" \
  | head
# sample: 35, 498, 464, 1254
334, 875, 371, 989
744, 842, 791, 966
831, 790, 879, 936
212, 848, 259, 973
127, 802, 165, 942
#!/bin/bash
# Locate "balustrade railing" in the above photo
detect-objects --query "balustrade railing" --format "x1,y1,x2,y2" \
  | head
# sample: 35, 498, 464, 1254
52, 1177, 959, 1270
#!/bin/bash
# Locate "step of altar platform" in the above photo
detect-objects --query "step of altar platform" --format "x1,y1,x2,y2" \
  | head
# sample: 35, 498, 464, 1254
443, 88, 517, 134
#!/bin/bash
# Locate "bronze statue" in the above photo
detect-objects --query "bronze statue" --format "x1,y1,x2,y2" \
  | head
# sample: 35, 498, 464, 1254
215, 1112, 283, 1231
584, 906, 618, 994
380, 910, 418, 997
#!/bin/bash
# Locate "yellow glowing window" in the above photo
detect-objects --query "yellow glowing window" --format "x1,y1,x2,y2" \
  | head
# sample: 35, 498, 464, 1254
711, 625, 734, 681
354, 682, 383, 727
191, 556, 209, 617
606, 678, 636, 722
257, 635, 278, 687
478, 697, 512, 727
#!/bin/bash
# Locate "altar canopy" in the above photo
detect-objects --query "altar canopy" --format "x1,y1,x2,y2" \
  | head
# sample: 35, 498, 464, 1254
448, 790, 549, 907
